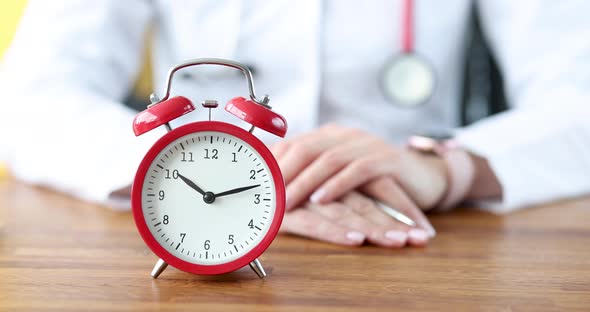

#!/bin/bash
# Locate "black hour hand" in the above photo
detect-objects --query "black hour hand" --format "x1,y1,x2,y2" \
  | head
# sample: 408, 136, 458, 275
216, 184, 261, 198
177, 172, 206, 196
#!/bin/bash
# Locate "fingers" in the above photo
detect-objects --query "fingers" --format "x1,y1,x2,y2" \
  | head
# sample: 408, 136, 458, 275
269, 140, 290, 160
285, 141, 367, 210
361, 177, 436, 242
340, 192, 417, 247
274, 125, 348, 185
310, 153, 396, 204
280, 208, 366, 246
273, 125, 366, 192
309, 200, 408, 248
280, 187, 433, 248
340, 192, 404, 228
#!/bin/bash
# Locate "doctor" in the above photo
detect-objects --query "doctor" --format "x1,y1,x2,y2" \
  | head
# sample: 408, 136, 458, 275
1, 0, 590, 248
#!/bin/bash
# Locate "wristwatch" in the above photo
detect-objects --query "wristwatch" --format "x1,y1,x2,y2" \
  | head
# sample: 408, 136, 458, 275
407, 134, 475, 211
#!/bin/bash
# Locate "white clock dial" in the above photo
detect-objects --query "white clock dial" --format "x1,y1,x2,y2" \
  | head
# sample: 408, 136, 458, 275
141, 131, 276, 265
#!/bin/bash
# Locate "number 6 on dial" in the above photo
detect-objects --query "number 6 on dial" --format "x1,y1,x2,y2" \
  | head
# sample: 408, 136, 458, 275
131, 59, 287, 279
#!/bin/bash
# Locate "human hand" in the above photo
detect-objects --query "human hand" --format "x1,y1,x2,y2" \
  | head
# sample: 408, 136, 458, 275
272, 124, 447, 236
280, 184, 432, 247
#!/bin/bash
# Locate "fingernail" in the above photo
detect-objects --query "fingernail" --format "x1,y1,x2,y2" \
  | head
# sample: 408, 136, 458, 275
385, 230, 408, 243
310, 188, 325, 203
346, 231, 365, 242
426, 226, 437, 238
408, 228, 429, 241
421, 224, 436, 238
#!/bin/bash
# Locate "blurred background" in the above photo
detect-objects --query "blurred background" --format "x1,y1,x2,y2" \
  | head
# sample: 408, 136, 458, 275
0, 1, 507, 181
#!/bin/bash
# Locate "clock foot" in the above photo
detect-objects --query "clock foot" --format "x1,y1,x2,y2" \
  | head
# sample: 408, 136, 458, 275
249, 258, 267, 279
151, 258, 168, 278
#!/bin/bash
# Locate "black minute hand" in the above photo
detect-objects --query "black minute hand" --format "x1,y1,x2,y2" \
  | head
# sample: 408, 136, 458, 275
177, 172, 207, 196
216, 184, 261, 198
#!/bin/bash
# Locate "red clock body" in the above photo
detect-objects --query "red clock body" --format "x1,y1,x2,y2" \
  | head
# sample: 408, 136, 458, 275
132, 121, 285, 275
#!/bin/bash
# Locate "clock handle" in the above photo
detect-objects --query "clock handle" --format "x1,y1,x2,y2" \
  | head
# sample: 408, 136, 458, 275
149, 58, 270, 109
150, 258, 168, 279
249, 258, 267, 279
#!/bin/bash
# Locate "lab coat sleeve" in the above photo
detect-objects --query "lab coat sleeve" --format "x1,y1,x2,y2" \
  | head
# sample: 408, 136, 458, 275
0, 0, 161, 209
454, 1, 590, 213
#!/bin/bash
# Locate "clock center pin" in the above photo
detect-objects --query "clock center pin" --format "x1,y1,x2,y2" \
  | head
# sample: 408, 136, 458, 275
203, 191, 216, 204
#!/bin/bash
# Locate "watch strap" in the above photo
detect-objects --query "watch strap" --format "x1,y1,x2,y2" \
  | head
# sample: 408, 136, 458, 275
408, 136, 475, 211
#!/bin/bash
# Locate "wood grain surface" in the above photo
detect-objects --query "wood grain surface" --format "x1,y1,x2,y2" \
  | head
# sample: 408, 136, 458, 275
0, 179, 589, 311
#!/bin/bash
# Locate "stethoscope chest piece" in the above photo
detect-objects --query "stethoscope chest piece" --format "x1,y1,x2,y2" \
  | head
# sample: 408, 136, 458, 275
380, 53, 435, 107
380, 0, 436, 107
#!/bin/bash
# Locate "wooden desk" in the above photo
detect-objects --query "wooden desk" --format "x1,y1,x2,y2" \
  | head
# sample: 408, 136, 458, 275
0, 180, 589, 311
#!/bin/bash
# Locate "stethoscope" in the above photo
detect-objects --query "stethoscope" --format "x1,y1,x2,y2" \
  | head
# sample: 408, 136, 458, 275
380, 0, 436, 107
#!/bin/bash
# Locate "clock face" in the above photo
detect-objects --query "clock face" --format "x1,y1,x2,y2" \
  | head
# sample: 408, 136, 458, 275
132, 122, 284, 273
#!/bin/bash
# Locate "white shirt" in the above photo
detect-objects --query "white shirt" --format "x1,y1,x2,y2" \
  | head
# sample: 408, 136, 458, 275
1, 0, 589, 212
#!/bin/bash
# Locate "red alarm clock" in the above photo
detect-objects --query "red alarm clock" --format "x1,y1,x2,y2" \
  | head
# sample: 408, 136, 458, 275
131, 59, 287, 279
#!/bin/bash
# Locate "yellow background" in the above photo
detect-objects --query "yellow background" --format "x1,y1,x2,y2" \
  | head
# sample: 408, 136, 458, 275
0, 1, 27, 178
0, 1, 27, 58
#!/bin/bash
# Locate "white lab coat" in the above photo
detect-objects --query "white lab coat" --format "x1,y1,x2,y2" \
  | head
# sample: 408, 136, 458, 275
1, 0, 589, 212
